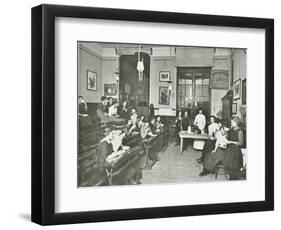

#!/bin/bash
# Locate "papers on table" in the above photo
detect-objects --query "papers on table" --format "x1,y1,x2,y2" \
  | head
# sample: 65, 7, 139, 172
106, 146, 130, 164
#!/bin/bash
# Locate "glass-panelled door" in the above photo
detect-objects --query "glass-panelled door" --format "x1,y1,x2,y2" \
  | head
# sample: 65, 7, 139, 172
177, 67, 211, 118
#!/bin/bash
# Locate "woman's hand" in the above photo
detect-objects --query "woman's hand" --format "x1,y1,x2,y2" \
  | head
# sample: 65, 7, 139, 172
227, 140, 236, 145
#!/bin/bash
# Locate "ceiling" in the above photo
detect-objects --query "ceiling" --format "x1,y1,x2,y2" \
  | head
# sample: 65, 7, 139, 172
82, 42, 168, 49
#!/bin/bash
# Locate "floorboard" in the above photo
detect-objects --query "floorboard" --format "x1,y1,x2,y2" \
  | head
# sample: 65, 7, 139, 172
141, 143, 227, 184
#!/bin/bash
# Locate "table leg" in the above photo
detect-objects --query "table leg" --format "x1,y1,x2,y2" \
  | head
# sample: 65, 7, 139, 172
180, 137, 183, 154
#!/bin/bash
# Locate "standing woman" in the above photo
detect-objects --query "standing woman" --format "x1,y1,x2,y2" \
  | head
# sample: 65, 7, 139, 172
174, 111, 183, 147
181, 111, 190, 150
181, 111, 190, 131
223, 116, 244, 180
149, 104, 155, 120
197, 116, 218, 164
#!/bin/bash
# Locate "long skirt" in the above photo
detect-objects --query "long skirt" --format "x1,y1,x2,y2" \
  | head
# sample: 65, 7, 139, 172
203, 148, 226, 173
223, 144, 243, 170
201, 139, 216, 160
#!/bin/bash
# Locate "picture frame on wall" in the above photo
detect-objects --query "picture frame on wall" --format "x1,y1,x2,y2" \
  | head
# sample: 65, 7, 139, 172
242, 79, 247, 105
87, 70, 97, 91
233, 79, 241, 100
31, 4, 274, 225
159, 86, 170, 105
104, 83, 117, 96
159, 71, 171, 82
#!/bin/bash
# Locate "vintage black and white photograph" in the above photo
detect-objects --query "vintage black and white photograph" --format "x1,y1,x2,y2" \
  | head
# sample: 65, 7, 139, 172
78, 42, 247, 187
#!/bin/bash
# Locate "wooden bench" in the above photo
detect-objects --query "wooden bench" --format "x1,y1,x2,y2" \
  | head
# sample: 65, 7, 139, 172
142, 128, 170, 169
104, 146, 145, 185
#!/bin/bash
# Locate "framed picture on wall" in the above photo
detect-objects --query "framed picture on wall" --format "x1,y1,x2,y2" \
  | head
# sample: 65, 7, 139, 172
242, 79, 247, 105
159, 86, 170, 105
87, 70, 97, 91
104, 83, 117, 96
159, 71, 171, 82
232, 103, 237, 114
32, 4, 274, 226
233, 79, 241, 100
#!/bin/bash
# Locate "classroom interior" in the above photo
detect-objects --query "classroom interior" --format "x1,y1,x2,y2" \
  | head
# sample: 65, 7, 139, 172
78, 42, 247, 187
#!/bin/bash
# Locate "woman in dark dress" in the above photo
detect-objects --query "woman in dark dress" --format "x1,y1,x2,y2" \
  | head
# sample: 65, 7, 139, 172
197, 116, 219, 164
174, 111, 183, 146
181, 111, 190, 150
223, 116, 244, 180
181, 111, 189, 131
119, 100, 129, 121
149, 104, 155, 120
201, 116, 243, 180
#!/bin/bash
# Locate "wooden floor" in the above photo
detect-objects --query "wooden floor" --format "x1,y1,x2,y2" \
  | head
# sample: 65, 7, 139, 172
141, 142, 227, 184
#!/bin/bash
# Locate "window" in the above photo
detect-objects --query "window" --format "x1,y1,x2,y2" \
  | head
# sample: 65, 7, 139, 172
177, 68, 211, 117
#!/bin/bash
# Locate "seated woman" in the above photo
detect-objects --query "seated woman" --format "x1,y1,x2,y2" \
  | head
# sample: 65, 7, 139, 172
138, 115, 145, 129
140, 121, 155, 139
124, 119, 139, 136
108, 101, 119, 117
197, 116, 219, 163
130, 108, 138, 124
223, 116, 244, 180
200, 117, 244, 180
119, 100, 129, 120
200, 124, 229, 176
150, 117, 161, 134
96, 127, 114, 175
97, 96, 124, 125
105, 97, 113, 114
155, 116, 164, 132
78, 96, 92, 127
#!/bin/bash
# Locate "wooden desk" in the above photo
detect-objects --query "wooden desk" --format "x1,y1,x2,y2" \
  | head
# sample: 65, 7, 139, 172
105, 146, 145, 185
179, 131, 209, 153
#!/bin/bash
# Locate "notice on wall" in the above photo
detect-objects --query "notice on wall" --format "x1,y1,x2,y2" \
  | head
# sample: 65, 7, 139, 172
210, 71, 229, 90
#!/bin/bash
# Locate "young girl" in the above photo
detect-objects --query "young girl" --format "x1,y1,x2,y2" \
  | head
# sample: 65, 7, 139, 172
212, 126, 229, 154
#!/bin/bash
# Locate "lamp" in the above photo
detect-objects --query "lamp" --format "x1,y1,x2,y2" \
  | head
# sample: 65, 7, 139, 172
136, 45, 144, 81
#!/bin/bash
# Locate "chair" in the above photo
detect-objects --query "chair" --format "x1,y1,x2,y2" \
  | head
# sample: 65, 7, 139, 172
215, 162, 228, 180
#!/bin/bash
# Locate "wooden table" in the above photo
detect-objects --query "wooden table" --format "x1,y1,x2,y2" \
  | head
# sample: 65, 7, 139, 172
179, 131, 209, 153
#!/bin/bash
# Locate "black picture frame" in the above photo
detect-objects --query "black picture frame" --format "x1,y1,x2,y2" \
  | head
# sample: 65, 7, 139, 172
104, 83, 117, 96
159, 86, 170, 105
233, 79, 241, 100
32, 4, 274, 225
87, 70, 97, 91
159, 71, 171, 82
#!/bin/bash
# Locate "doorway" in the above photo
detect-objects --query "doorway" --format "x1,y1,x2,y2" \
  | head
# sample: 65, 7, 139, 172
119, 52, 150, 117
177, 67, 211, 118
